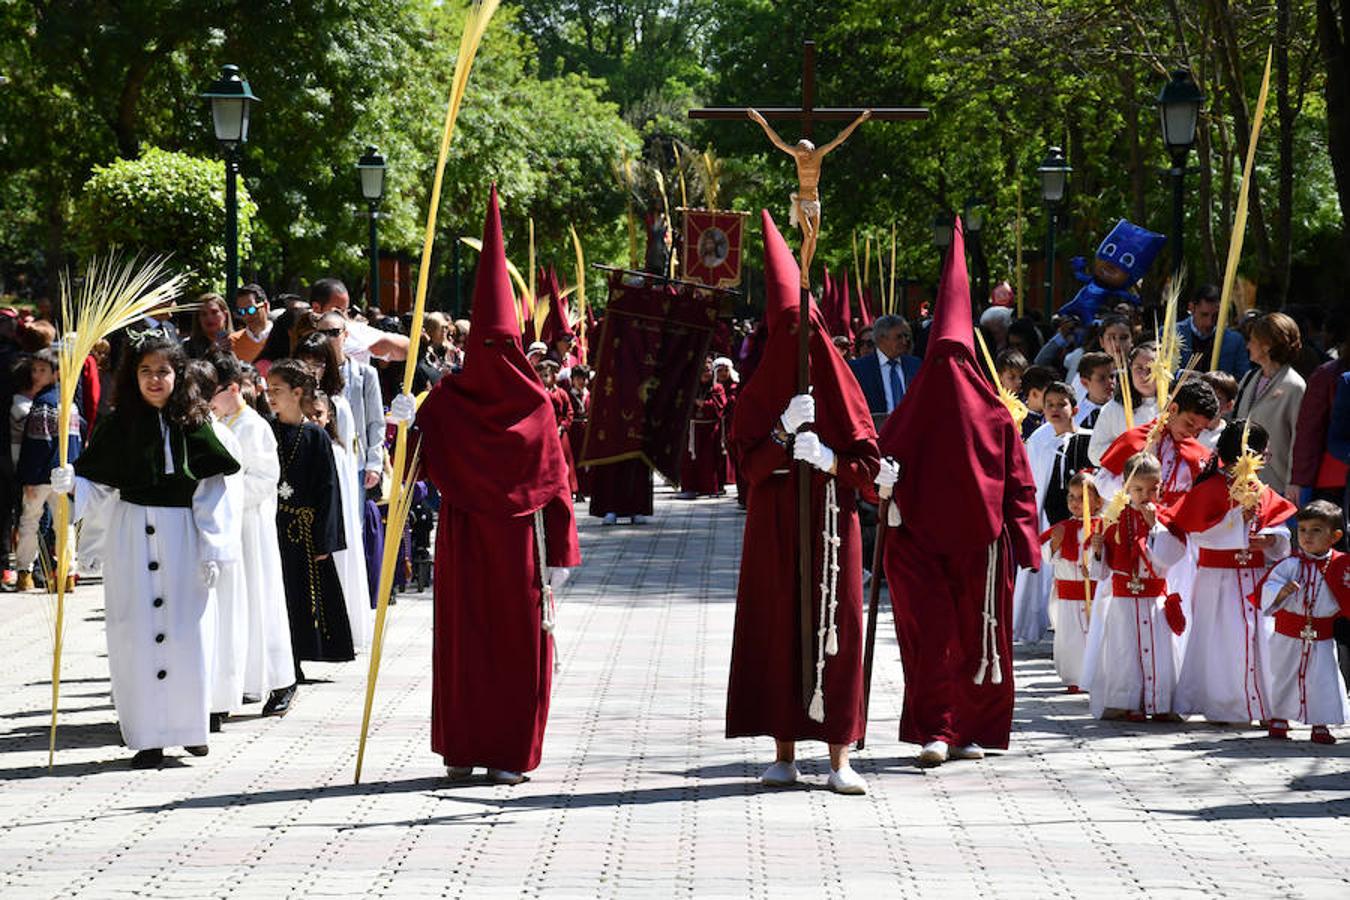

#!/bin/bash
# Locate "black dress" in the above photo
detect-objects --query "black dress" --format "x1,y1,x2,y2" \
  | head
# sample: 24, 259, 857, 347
274, 421, 354, 662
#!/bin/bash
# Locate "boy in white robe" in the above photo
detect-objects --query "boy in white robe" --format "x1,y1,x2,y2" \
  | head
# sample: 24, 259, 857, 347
1086, 452, 1189, 720
1043, 473, 1101, 692
1259, 500, 1350, 743
208, 355, 296, 715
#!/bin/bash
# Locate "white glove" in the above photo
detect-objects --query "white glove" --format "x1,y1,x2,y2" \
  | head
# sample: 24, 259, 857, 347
548, 567, 572, 592
201, 560, 220, 589
780, 393, 815, 434
388, 392, 417, 426
874, 457, 899, 495
792, 431, 836, 473
50, 464, 75, 495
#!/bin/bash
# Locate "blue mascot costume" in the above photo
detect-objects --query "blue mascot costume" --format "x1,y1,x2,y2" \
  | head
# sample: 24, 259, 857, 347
1057, 220, 1167, 323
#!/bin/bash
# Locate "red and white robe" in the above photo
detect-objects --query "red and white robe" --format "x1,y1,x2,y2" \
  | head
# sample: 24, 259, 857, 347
1258, 552, 1350, 727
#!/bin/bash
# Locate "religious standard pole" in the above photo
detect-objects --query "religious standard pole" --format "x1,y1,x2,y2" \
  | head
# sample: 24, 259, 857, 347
690, 40, 928, 714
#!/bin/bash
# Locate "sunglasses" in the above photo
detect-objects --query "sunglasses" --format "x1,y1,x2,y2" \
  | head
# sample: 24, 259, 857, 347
238, 305, 258, 316
319, 327, 344, 338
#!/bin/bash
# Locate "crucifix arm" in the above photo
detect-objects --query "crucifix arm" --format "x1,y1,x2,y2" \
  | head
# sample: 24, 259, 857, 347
817, 109, 872, 156
746, 108, 796, 156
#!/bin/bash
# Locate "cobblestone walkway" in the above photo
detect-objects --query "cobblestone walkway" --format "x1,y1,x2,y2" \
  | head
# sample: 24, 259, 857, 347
1, 487, 1347, 898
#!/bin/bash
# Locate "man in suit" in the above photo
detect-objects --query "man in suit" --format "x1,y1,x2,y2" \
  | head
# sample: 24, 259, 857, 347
847, 314, 921, 571
848, 314, 922, 433
1178, 283, 1249, 377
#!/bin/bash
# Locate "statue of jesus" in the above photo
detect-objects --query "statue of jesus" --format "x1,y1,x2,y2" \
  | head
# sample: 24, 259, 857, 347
747, 107, 872, 288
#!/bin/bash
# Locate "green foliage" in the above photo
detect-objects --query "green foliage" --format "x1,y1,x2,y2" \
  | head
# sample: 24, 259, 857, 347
74, 148, 255, 291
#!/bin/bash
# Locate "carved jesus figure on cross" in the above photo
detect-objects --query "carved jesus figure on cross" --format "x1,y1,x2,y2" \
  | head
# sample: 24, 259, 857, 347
747, 107, 872, 289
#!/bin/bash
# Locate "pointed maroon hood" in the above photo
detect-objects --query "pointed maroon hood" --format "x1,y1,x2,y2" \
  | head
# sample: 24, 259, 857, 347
416, 186, 570, 517
876, 215, 1037, 558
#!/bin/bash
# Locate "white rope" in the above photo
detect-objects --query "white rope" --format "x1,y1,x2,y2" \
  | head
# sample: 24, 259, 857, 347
688, 422, 697, 458
973, 541, 1003, 685
534, 508, 555, 634
808, 478, 840, 723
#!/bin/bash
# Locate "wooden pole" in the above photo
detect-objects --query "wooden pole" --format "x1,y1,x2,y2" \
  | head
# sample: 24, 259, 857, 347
857, 497, 889, 750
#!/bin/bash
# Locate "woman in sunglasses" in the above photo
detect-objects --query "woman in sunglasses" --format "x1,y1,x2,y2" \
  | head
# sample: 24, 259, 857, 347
185, 294, 236, 360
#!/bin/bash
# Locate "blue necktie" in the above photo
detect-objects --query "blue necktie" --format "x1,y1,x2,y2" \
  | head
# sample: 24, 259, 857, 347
887, 358, 904, 411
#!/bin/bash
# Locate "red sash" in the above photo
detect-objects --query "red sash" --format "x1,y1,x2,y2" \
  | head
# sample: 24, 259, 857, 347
1272, 609, 1337, 641
1197, 547, 1267, 569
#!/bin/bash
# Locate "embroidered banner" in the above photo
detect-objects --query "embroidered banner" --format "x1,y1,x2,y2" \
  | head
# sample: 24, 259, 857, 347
581, 273, 720, 480
682, 209, 749, 288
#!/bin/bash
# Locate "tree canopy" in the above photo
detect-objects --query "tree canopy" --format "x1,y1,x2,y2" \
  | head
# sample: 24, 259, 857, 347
0, 0, 1342, 312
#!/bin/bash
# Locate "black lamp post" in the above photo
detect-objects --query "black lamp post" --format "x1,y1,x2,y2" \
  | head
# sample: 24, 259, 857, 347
1158, 67, 1204, 279
357, 145, 387, 311
1036, 146, 1071, 315
201, 65, 259, 303
963, 198, 988, 306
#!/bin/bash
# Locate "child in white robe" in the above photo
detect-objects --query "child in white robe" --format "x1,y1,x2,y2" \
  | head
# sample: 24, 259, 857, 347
1044, 472, 1100, 692
1260, 500, 1350, 743
52, 334, 239, 769
208, 355, 296, 715
1086, 452, 1188, 720
1169, 422, 1294, 725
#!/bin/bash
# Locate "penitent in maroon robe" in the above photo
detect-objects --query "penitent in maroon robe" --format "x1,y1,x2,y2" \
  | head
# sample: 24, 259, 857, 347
679, 381, 727, 496
878, 217, 1039, 751
416, 187, 581, 774
726, 211, 880, 746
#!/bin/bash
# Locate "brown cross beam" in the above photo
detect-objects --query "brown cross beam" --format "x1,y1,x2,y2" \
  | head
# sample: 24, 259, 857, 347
688, 40, 929, 137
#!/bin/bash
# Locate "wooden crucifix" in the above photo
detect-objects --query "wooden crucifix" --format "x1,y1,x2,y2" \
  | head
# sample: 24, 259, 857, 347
690, 40, 929, 718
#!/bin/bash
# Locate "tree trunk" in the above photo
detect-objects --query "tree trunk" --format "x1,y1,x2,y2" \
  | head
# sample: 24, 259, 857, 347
1121, 68, 1148, 226
1274, 0, 1295, 306
1209, 0, 1276, 280
1318, 0, 1350, 265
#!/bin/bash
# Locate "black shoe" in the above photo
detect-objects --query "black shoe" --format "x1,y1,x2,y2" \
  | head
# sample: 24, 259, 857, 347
241, 693, 261, 705
184, 745, 209, 757
131, 748, 164, 769
209, 713, 224, 733
262, 684, 297, 717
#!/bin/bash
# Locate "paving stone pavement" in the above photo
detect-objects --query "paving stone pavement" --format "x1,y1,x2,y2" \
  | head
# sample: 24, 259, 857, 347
1, 485, 1348, 898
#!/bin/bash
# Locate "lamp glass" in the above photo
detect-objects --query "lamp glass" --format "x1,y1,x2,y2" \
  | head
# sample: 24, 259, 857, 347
211, 97, 246, 144
360, 166, 385, 201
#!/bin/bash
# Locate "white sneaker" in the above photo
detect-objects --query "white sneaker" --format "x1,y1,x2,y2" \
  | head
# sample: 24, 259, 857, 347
949, 743, 985, 761
488, 768, 526, 785
759, 760, 801, 786
601, 513, 618, 526
827, 764, 867, 795
446, 766, 474, 780
917, 740, 949, 768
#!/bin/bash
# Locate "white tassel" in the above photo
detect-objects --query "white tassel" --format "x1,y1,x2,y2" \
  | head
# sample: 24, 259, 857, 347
809, 479, 842, 719
808, 687, 825, 723
974, 541, 1001, 685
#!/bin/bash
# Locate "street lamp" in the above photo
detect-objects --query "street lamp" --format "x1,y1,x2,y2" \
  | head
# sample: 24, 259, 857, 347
201, 64, 260, 304
1158, 67, 1204, 278
357, 145, 387, 310
931, 213, 954, 251
1036, 146, 1071, 315
963, 198, 988, 306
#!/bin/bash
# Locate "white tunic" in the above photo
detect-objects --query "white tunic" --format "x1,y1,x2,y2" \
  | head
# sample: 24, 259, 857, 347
330, 392, 372, 650
75, 466, 235, 752
1086, 520, 1187, 718
208, 421, 248, 715
1012, 423, 1080, 642
222, 406, 294, 697
1173, 505, 1289, 723
1260, 555, 1350, 726
1050, 541, 1093, 688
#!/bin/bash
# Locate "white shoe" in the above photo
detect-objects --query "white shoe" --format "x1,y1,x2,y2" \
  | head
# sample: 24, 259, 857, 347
917, 740, 949, 768
760, 760, 800, 786
487, 768, 526, 785
949, 743, 985, 761
827, 764, 867, 795
601, 513, 618, 526
631, 515, 647, 525
446, 766, 474, 780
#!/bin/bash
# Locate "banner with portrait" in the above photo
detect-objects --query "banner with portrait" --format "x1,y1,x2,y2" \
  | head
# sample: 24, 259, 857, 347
681, 209, 749, 288
580, 273, 720, 480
